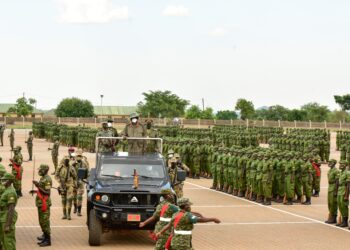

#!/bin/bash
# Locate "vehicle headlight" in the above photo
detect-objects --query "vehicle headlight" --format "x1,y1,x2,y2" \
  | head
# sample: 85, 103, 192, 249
101, 194, 109, 203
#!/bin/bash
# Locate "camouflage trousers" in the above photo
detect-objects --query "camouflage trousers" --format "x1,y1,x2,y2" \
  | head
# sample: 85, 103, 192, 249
61, 185, 75, 215
0, 213, 17, 250
210, 164, 217, 188
27, 144, 33, 159
174, 183, 184, 198
171, 234, 193, 250
13, 179, 22, 193
327, 190, 338, 216
52, 155, 58, 172
73, 182, 85, 207
38, 207, 51, 235
285, 175, 295, 199
312, 176, 321, 193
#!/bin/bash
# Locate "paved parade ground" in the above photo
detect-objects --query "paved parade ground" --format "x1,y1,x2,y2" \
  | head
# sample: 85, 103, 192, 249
1, 129, 350, 250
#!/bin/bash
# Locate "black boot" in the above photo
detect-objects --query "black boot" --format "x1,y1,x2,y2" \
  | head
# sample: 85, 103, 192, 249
37, 234, 45, 241
285, 198, 293, 205
312, 191, 319, 197
264, 198, 271, 206
39, 234, 51, 247
73, 204, 77, 214
336, 217, 348, 227
77, 206, 82, 217
325, 214, 337, 224
302, 197, 311, 205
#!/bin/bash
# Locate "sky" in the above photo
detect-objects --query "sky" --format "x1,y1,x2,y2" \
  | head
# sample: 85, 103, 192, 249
0, 0, 349, 111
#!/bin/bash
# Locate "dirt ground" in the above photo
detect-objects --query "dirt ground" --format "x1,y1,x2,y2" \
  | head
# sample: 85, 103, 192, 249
0, 130, 349, 250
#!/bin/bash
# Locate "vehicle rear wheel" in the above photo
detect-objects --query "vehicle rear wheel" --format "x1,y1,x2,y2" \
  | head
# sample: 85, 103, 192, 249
89, 209, 102, 246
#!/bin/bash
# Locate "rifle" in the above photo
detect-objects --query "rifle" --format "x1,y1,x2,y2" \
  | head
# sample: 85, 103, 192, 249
31, 156, 35, 196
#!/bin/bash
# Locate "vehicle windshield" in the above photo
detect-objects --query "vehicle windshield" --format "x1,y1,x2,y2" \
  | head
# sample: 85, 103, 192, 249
99, 163, 165, 179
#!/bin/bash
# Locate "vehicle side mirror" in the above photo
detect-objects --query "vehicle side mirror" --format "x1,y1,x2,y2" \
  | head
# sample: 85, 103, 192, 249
177, 169, 186, 182
78, 168, 88, 180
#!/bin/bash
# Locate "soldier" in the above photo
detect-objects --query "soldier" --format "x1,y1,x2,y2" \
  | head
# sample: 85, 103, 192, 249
325, 159, 339, 224
0, 124, 5, 146
72, 150, 89, 216
145, 119, 160, 153
48, 136, 60, 175
10, 146, 23, 197
139, 188, 177, 250
30, 164, 52, 247
107, 119, 119, 137
25, 131, 34, 161
96, 122, 115, 153
284, 153, 295, 205
300, 155, 313, 205
311, 156, 321, 197
121, 113, 146, 154
335, 160, 350, 227
55, 157, 77, 220
0, 173, 18, 250
8, 129, 14, 151
156, 198, 220, 250
262, 154, 273, 205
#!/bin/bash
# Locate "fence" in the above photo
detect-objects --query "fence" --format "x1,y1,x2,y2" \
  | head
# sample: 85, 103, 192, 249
0, 116, 349, 130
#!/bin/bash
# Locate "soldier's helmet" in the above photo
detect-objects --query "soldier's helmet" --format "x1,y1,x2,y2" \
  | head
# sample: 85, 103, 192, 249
1, 173, 15, 181
174, 153, 180, 159
160, 188, 172, 196
39, 164, 49, 171
339, 160, 348, 165
130, 113, 139, 119
168, 150, 175, 155
177, 197, 193, 207
328, 159, 337, 165
76, 149, 83, 156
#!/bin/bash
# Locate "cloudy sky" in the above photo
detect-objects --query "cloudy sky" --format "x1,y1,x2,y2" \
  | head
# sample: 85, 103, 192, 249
0, 0, 349, 111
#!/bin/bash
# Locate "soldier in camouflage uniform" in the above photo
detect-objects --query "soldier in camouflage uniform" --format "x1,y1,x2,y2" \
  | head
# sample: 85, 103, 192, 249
121, 113, 146, 154
335, 160, 350, 227
48, 136, 60, 175
96, 122, 115, 153
30, 164, 52, 247
325, 159, 339, 224
10, 146, 23, 197
55, 157, 77, 220
72, 150, 89, 216
8, 129, 14, 151
25, 131, 34, 161
139, 188, 177, 250
145, 119, 160, 153
156, 198, 220, 250
0, 124, 5, 146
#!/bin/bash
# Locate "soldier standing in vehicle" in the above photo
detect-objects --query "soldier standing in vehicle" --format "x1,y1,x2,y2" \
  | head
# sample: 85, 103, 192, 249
96, 122, 115, 153
30, 164, 52, 247
55, 158, 77, 220
145, 119, 160, 153
121, 113, 146, 154
25, 131, 34, 161
48, 136, 60, 175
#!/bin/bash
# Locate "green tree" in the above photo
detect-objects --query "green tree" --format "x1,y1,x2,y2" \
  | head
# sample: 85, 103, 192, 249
334, 94, 350, 111
287, 109, 307, 121
327, 110, 350, 122
137, 90, 189, 118
235, 99, 255, 120
201, 107, 215, 119
55, 97, 94, 117
7, 97, 37, 116
185, 105, 202, 119
301, 102, 330, 122
216, 110, 238, 120
255, 105, 290, 121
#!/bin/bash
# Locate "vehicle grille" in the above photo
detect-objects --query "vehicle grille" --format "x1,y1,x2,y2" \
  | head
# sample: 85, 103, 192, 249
112, 193, 159, 206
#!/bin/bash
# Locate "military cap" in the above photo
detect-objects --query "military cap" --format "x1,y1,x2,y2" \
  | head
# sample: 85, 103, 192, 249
160, 188, 172, 195
328, 159, 337, 164
130, 112, 139, 119
14, 146, 22, 151
168, 150, 174, 155
177, 197, 193, 207
76, 149, 83, 156
39, 164, 49, 171
174, 153, 180, 158
1, 173, 15, 181
339, 160, 348, 165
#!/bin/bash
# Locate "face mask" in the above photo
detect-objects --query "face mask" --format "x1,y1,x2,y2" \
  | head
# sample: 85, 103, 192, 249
131, 118, 138, 124
168, 154, 174, 158
159, 196, 164, 203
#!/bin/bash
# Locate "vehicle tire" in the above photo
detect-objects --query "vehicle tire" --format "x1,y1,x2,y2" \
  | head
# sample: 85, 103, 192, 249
89, 209, 102, 246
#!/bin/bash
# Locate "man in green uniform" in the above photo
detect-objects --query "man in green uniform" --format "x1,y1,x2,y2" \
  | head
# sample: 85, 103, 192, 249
145, 119, 160, 153
336, 160, 350, 227
325, 159, 339, 224
30, 164, 52, 247
139, 188, 178, 250
262, 154, 273, 205
48, 136, 60, 175
96, 122, 115, 153
300, 155, 313, 205
72, 150, 89, 216
10, 146, 23, 197
284, 153, 295, 205
55, 158, 77, 220
8, 129, 14, 151
0, 124, 5, 146
0, 158, 7, 250
0, 173, 17, 250
156, 198, 221, 250
25, 131, 34, 161
121, 113, 146, 154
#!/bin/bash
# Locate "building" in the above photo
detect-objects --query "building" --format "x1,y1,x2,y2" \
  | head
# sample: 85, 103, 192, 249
0, 104, 44, 118
94, 106, 138, 119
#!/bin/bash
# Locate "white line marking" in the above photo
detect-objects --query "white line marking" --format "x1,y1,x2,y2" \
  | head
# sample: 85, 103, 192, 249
197, 221, 316, 226
185, 181, 350, 234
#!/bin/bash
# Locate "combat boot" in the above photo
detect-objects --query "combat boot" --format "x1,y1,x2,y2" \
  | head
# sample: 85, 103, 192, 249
233, 189, 238, 196
223, 184, 228, 193
73, 204, 77, 214
227, 186, 233, 194
62, 209, 67, 220
77, 206, 82, 216
325, 214, 337, 224
336, 217, 348, 227
67, 207, 72, 220
293, 196, 301, 203
264, 198, 271, 206
210, 184, 217, 190
302, 197, 311, 205
37, 234, 45, 242
251, 193, 257, 201
38, 234, 51, 247
312, 191, 319, 197
238, 190, 244, 198
285, 198, 293, 205
256, 195, 262, 203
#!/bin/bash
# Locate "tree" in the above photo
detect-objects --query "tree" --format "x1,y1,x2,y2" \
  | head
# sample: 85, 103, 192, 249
287, 109, 307, 121
201, 107, 215, 119
301, 102, 330, 122
334, 94, 350, 111
235, 99, 255, 120
255, 105, 290, 121
185, 105, 202, 119
327, 110, 350, 122
216, 110, 238, 120
137, 90, 189, 118
7, 97, 36, 116
55, 97, 94, 117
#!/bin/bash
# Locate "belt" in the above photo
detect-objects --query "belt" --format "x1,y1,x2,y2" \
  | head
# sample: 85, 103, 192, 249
160, 217, 171, 222
174, 230, 192, 235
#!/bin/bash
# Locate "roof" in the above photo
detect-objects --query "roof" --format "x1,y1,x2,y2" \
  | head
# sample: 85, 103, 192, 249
94, 106, 137, 116
0, 104, 43, 114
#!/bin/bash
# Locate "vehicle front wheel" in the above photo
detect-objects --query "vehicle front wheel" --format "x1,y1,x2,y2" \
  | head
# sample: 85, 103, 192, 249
89, 209, 102, 246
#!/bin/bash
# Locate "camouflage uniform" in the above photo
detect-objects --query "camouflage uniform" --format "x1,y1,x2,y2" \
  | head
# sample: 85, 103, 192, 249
25, 132, 34, 161
73, 151, 89, 216
11, 147, 23, 197
48, 137, 60, 174
0, 125, 5, 146
8, 129, 14, 151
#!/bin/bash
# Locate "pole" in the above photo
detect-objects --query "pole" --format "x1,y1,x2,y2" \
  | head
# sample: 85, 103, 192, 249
202, 98, 205, 111
100, 95, 104, 119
